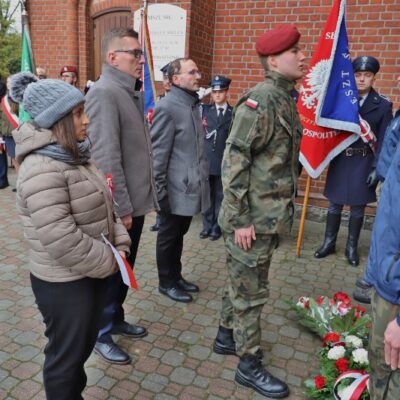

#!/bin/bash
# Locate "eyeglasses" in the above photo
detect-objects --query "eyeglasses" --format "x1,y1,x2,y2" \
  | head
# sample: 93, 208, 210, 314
113, 49, 144, 59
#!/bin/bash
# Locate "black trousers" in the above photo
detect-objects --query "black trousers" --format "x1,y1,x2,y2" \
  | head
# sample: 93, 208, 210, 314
156, 213, 192, 287
31, 274, 107, 400
97, 215, 144, 343
0, 151, 8, 187
202, 175, 223, 234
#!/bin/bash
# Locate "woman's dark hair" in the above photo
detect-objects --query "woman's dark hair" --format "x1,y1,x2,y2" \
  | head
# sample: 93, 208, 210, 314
51, 112, 80, 160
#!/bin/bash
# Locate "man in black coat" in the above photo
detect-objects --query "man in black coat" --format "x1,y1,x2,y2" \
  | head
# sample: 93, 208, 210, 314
315, 56, 393, 266
199, 75, 233, 241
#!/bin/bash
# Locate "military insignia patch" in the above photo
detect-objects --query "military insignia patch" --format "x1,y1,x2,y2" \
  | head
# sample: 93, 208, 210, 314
245, 99, 258, 109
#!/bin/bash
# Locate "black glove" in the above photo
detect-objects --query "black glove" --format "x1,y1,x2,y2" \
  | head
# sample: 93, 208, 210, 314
366, 169, 378, 188
158, 196, 171, 214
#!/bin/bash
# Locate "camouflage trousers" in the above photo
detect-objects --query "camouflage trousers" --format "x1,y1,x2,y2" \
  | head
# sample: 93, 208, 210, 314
368, 291, 400, 400
220, 233, 278, 357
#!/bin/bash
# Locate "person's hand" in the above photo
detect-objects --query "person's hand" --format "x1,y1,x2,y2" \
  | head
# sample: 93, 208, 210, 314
120, 214, 133, 230
158, 196, 171, 214
384, 318, 400, 370
234, 225, 256, 251
366, 169, 378, 188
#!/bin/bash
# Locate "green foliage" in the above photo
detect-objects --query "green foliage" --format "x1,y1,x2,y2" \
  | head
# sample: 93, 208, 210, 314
0, 0, 22, 79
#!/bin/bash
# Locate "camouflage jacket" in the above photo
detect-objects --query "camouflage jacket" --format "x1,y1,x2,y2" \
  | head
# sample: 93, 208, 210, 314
218, 70, 302, 234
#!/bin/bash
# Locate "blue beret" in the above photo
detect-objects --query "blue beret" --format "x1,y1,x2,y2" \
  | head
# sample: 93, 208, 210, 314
160, 63, 170, 74
209, 75, 231, 91
352, 56, 380, 74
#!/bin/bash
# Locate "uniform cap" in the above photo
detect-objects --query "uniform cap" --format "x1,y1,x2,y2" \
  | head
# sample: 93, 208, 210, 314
209, 75, 231, 91
160, 63, 170, 75
256, 25, 301, 56
352, 56, 380, 74
60, 65, 78, 76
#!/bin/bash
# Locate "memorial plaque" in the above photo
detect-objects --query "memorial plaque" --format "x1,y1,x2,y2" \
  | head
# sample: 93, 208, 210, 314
134, 4, 187, 81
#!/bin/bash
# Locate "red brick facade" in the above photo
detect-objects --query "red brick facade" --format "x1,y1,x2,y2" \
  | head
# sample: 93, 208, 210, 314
26, 0, 400, 211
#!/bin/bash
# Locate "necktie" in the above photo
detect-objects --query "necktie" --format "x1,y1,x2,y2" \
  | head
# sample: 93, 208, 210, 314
358, 97, 363, 107
217, 107, 224, 123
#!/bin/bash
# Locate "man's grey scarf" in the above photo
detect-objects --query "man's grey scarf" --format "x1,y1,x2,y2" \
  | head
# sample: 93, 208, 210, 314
34, 137, 91, 165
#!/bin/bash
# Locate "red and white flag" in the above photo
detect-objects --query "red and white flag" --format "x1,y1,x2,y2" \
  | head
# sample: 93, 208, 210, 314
102, 234, 138, 290
298, 0, 361, 178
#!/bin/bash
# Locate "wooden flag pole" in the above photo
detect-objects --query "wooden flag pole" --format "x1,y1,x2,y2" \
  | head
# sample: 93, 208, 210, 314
295, 174, 311, 257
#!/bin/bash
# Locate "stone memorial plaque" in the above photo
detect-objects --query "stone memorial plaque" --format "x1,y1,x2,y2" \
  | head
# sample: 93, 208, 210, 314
134, 4, 187, 81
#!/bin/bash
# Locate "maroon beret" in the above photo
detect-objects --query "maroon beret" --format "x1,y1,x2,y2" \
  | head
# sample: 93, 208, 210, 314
60, 65, 78, 76
256, 25, 301, 56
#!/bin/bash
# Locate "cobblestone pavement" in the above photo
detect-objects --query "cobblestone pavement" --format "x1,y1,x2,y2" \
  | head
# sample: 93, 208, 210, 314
0, 170, 372, 400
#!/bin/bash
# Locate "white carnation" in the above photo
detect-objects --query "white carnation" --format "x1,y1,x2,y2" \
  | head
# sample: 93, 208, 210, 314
352, 348, 369, 365
327, 345, 346, 360
345, 335, 363, 349
296, 296, 309, 308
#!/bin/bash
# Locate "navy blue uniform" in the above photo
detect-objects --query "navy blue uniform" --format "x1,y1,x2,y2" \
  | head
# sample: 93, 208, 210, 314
202, 103, 233, 234
324, 88, 392, 205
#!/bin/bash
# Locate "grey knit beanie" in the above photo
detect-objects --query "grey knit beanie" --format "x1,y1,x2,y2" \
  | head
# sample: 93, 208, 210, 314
10, 72, 85, 129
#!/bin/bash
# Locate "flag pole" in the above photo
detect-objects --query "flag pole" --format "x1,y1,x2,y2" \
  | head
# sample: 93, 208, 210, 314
295, 174, 311, 257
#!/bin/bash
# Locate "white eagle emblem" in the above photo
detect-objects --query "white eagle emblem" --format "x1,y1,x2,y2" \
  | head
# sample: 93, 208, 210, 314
300, 59, 330, 109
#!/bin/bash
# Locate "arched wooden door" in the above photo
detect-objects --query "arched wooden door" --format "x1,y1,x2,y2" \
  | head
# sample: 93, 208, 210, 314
91, 8, 132, 80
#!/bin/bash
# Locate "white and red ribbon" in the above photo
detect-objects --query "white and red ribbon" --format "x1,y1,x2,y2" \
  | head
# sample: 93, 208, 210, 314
333, 370, 369, 400
1, 95, 19, 129
102, 234, 138, 290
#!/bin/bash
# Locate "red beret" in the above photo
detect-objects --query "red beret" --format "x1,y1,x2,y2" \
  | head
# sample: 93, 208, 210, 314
60, 65, 78, 76
256, 25, 301, 56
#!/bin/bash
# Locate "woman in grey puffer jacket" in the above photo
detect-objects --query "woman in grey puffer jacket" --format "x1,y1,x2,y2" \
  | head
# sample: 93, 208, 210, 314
10, 72, 131, 400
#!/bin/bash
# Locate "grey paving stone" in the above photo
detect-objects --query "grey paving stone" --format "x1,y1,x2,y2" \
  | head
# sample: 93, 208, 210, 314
178, 331, 200, 344
188, 345, 211, 360
170, 367, 196, 385
13, 346, 40, 362
271, 344, 294, 360
161, 350, 185, 366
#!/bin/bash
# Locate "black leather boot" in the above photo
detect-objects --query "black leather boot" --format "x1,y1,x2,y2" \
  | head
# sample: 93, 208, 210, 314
235, 354, 289, 398
213, 326, 236, 355
345, 216, 363, 266
314, 213, 341, 258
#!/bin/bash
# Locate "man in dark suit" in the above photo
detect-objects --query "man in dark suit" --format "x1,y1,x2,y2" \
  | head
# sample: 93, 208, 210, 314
200, 75, 233, 241
315, 56, 393, 266
150, 58, 210, 303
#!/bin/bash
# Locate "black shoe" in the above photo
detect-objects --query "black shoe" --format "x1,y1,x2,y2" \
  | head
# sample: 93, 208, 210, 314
213, 326, 264, 360
209, 232, 221, 241
355, 277, 372, 289
149, 223, 159, 232
353, 286, 372, 304
235, 354, 289, 399
176, 278, 199, 293
111, 321, 148, 338
94, 342, 131, 365
213, 326, 236, 355
0, 183, 9, 189
199, 229, 210, 239
159, 285, 193, 303
314, 213, 341, 258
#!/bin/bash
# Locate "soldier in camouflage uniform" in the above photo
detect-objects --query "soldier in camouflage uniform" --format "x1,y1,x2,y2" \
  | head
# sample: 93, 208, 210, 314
212, 25, 305, 399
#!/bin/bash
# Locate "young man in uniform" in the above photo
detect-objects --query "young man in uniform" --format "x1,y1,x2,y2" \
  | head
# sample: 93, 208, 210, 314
213, 25, 305, 398
200, 75, 232, 241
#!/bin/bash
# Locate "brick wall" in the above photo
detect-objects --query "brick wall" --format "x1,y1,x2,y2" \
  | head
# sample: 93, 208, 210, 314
27, 0, 400, 213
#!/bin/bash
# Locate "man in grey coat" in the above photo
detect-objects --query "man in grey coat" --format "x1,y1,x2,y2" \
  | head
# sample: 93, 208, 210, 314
85, 28, 158, 365
150, 58, 210, 303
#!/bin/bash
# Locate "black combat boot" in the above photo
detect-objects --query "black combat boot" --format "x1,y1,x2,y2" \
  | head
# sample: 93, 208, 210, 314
213, 326, 264, 360
213, 326, 236, 355
235, 354, 289, 398
345, 216, 363, 266
314, 213, 341, 258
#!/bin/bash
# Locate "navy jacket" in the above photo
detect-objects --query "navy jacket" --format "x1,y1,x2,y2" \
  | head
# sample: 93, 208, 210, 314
324, 89, 392, 205
366, 140, 400, 304
376, 109, 400, 181
202, 104, 233, 176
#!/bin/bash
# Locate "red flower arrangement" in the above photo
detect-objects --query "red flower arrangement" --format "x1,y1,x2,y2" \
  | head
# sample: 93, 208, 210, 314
314, 375, 326, 390
335, 358, 349, 372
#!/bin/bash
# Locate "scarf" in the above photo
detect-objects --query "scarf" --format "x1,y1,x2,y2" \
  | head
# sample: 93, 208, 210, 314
34, 137, 91, 165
